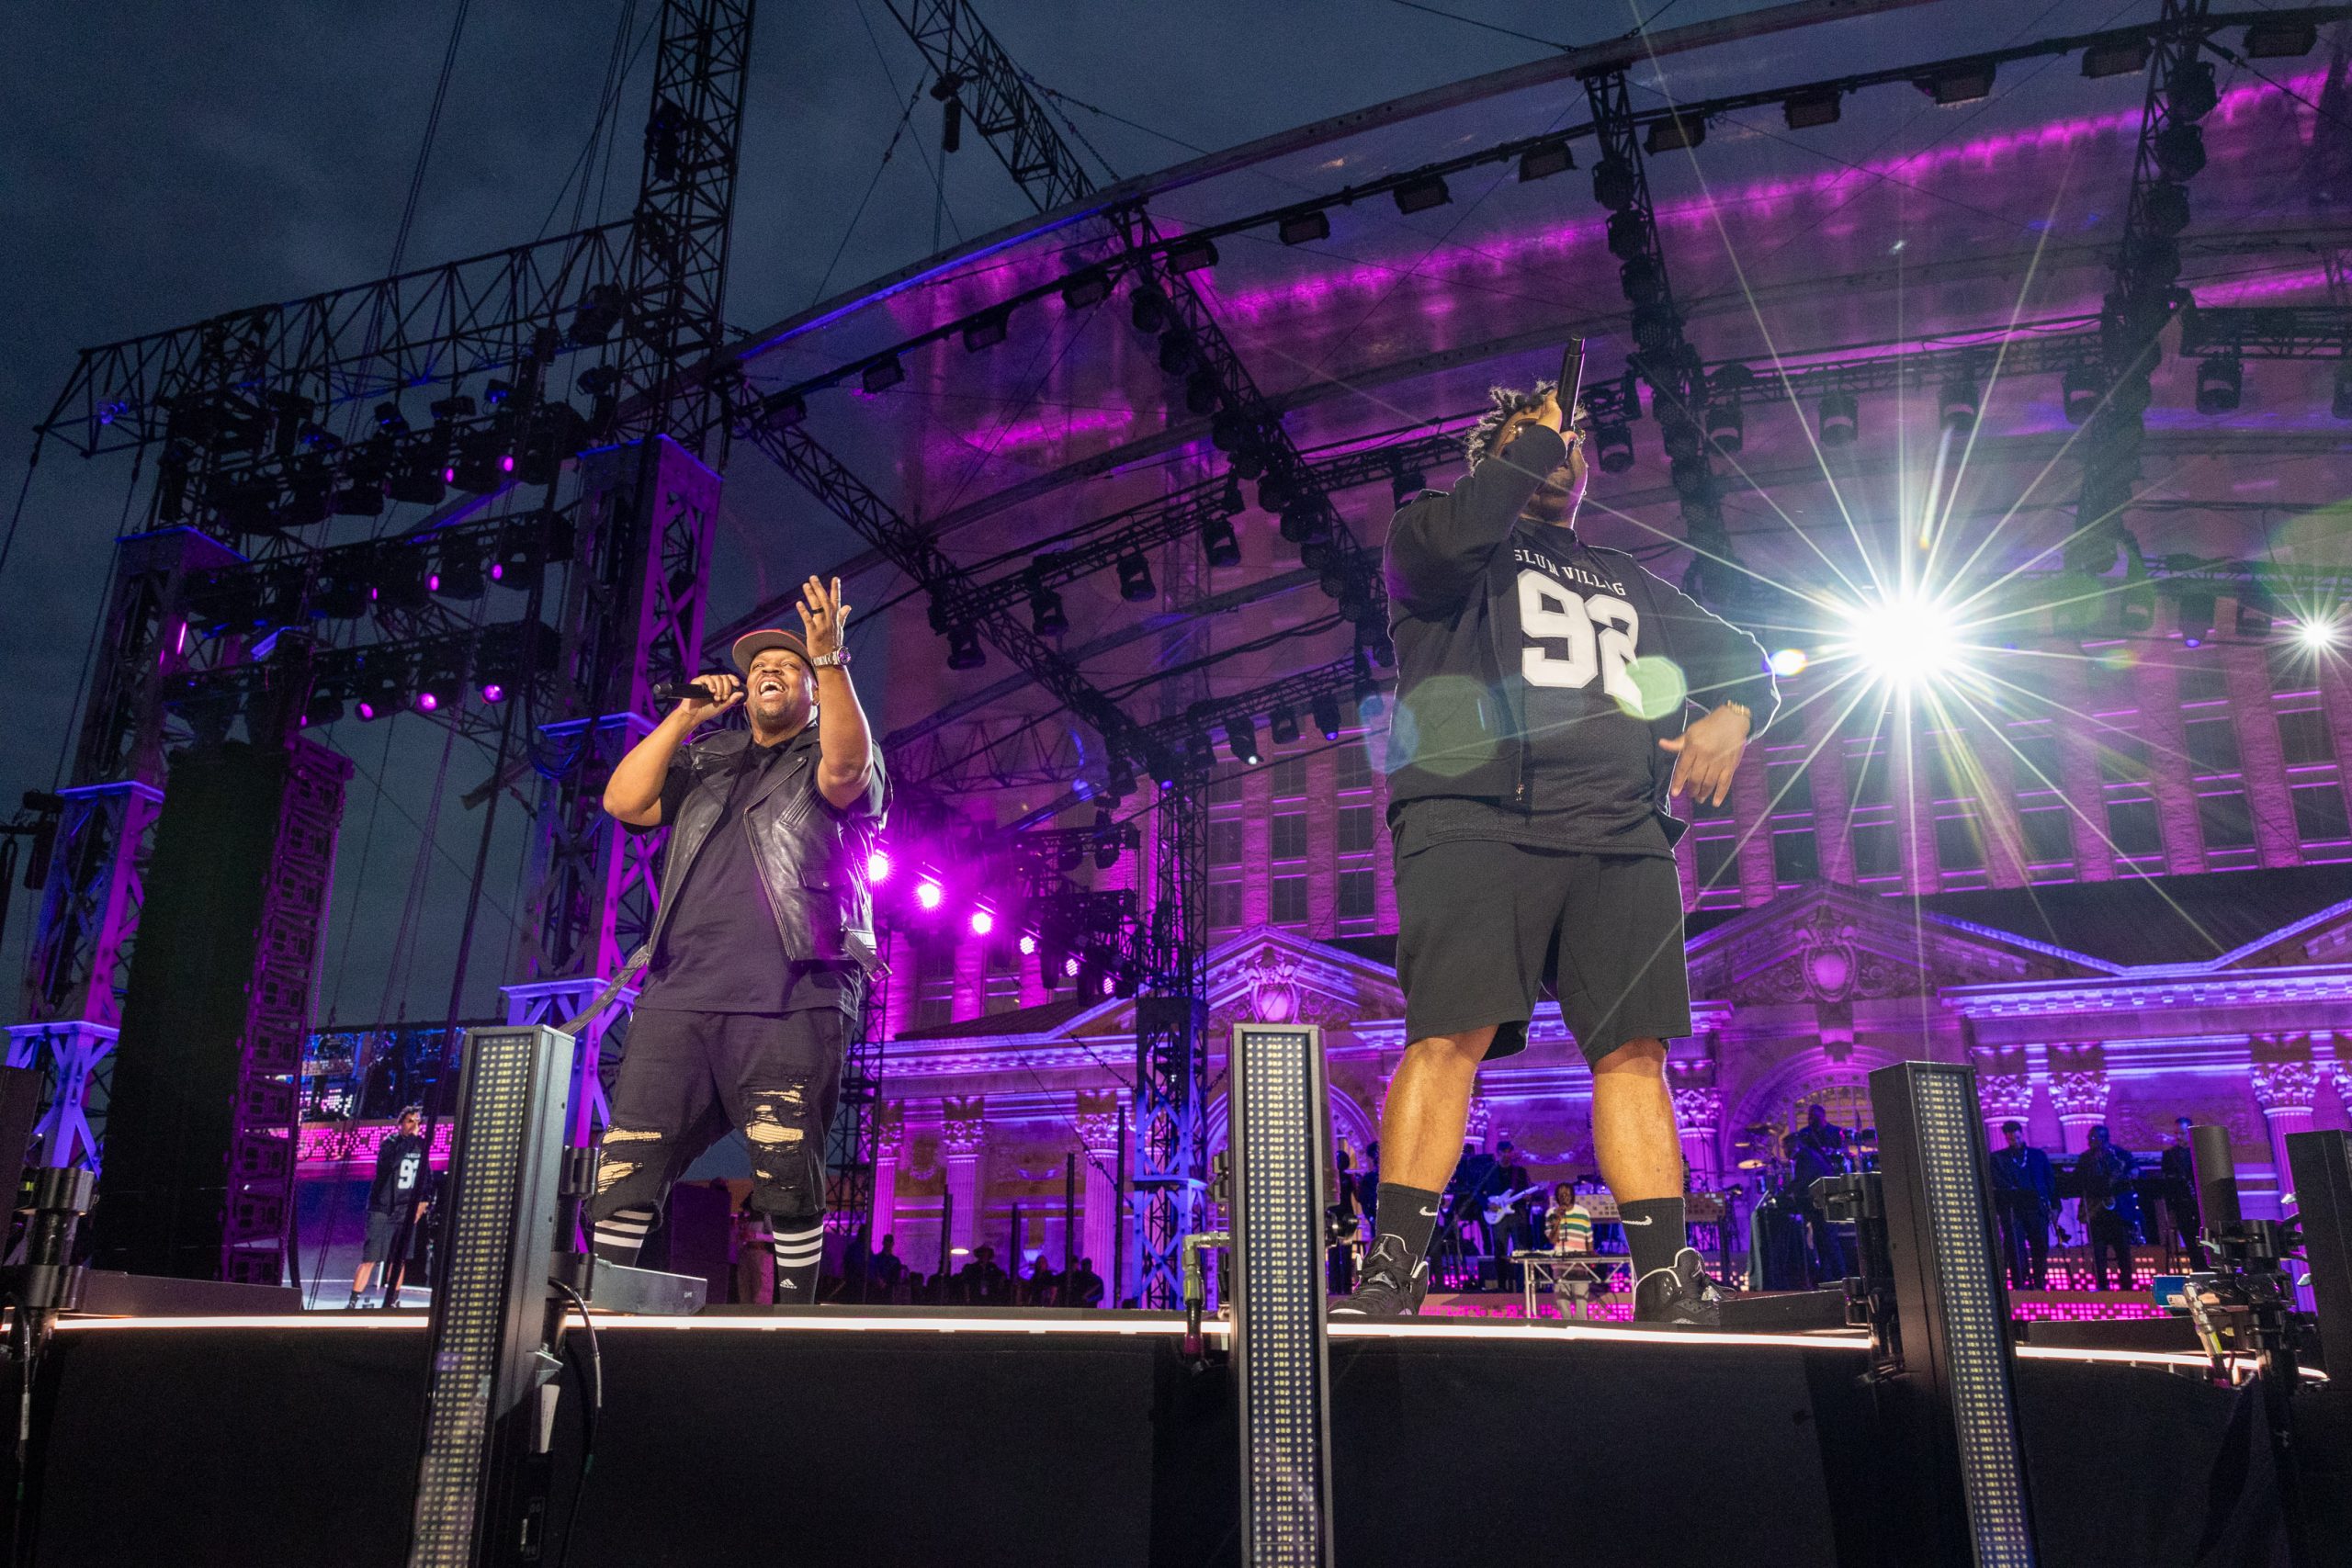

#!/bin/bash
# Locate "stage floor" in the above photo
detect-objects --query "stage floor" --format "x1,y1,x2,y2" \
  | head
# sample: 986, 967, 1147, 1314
28, 1308, 2341, 1567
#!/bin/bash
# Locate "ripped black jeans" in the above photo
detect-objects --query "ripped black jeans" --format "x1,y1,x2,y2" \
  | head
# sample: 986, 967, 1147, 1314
590, 1007, 847, 1228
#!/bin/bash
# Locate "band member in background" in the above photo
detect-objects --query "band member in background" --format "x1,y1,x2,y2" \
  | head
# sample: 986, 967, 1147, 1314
593, 576, 888, 1304
1789, 1108, 1851, 1285
1336, 380, 1779, 1325
1990, 1120, 2056, 1289
1545, 1183, 1593, 1254
350, 1104, 427, 1309
2075, 1124, 2139, 1292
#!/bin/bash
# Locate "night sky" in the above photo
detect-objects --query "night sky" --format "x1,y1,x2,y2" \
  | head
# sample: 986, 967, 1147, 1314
0, 0, 2059, 1024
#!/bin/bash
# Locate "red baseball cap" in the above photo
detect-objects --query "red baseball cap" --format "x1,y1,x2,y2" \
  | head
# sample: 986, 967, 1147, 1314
730, 627, 812, 675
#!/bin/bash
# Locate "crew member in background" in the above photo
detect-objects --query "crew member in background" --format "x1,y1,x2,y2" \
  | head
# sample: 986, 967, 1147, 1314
1990, 1120, 2056, 1290
592, 576, 888, 1305
2156, 1115, 2208, 1268
349, 1104, 427, 1309
1335, 380, 1778, 1325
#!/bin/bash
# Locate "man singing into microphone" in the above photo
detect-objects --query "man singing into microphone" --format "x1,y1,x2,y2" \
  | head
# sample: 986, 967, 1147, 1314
1334, 381, 1776, 1325
591, 575, 888, 1303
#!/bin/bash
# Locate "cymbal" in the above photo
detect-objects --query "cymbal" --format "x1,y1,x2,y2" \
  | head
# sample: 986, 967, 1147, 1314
1736, 1158, 1768, 1170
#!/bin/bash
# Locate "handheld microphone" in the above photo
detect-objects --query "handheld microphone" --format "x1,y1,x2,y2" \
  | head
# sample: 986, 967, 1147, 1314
651, 678, 733, 706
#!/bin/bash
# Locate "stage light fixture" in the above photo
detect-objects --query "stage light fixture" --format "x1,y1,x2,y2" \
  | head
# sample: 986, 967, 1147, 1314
1018, 932, 1038, 956
568, 283, 627, 345
1309, 692, 1342, 741
2245, 19, 2319, 58
1228, 715, 1262, 766
866, 849, 892, 884
1280, 500, 1329, 546
1631, 303, 1680, 356
1833, 592, 1965, 693
1200, 515, 1242, 569
1061, 268, 1112, 310
1939, 376, 1979, 432
969, 908, 995, 937
2168, 58, 2219, 121
1782, 88, 1841, 130
963, 310, 1010, 352
861, 356, 905, 394
2061, 364, 2103, 425
945, 625, 986, 671
1166, 236, 1218, 275
2141, 180, 2191, 237
1606, 209, 1649, 262
1394, 175, 1450, 215
356, 697, 384, 722
1390, 461, 1425, 507
302, 692, 345, 728
1268, 705, 1300, 747
388, 448, 448, 507
2194, 355, 2242, 414
430, 543, 486, 601
2081, 38, 2149, 79
1591, 157, 1636, 212
759, 389, 807, 430
478, 682, 506, 704
2154, 121, 2206, 183
1816, 389, 1858, 446
373, 548, 432, 613
418, 673, 464, 713
1704, 402, 1744, 457
1518, 139, 1574, 181
374, 402, 410, 435
1063, 953, 1082, 981
1157, 329, 1196, 376
2176, 589, 2215, 647
1769, 648, 1810, 678
1115, 552, 1156, 603
1593, 422, 1636, 473
1029, 583, 1069, 637
1916, 63, 1996, 106
1129, 286, 1170, 334
915, 879, 944, 911
1184, 368, 1220, 417
1645, 114, 1704, 153
1277, 209, 1330, 245
1210, 410, 1249, 453
2296, 614, 2345, 651
451, 427, 509, 492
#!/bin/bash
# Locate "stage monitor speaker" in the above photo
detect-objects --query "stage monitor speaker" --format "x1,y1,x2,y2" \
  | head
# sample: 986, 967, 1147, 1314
2286, 1130, 2352, 1369
1227, 1021, 1335, 1568
407, 1024, 574, 1568
1871, 1059, 2038, 1568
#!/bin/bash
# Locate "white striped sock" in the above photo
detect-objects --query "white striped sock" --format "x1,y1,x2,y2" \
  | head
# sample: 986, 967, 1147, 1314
594, 1206, 655, 1263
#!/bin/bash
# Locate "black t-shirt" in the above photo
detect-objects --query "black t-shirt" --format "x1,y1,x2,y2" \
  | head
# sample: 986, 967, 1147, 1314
1395, 523, 1675, 859
637, 732, 862, 1016
369, 1132, 426, 1214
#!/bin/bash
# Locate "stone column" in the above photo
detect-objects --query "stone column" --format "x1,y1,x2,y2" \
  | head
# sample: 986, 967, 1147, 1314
1973, 1045, 2036, 1138
2045, 1043, 2109, 1153
2251, 1041, 2321, 1212
1076, 1093, 1124, 1288
1670, 1083, 1724, 1187
869, 1107, 905, 1248
2221, 641, 2299, 868
2133, 655, 2204, 876
941, 1100, 986, 1256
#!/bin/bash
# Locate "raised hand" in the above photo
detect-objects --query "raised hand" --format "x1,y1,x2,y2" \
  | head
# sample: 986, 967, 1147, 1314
797, 574, 851, 660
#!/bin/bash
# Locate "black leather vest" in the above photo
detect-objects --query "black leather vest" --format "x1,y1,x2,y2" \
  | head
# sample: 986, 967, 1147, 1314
640, 728, 888, 970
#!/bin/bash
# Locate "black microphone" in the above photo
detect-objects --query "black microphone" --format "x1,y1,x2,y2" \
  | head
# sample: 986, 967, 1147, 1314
651, 678, 734, 706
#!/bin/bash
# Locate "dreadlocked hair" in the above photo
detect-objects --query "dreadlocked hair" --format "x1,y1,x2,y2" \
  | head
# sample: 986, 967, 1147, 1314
1464, 379, 1579, 473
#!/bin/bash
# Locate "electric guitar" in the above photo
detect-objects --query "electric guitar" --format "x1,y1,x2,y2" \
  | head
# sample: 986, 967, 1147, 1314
1482, 1185, 1547, 1227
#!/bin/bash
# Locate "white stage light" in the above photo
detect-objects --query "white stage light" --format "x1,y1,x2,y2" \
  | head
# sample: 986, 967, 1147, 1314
1834, 592, 1964, 691
2293, 614, 2343, 651
1769, 647, 1810, 678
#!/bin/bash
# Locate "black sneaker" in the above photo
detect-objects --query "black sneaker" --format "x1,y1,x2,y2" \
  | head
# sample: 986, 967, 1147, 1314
1632, 1247, 1727, 1327
1329, 1235, 1429, 1318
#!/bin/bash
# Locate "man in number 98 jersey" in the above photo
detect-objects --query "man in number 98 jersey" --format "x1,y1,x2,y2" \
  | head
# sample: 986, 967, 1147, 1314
1333, 380, 1779, 1325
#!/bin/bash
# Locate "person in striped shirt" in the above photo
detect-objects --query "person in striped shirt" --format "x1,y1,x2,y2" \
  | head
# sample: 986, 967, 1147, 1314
1546, 1183, 1594, 1254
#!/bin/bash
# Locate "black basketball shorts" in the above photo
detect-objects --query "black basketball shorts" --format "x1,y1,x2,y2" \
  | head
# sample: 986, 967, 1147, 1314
1393, 840, 1690, 1065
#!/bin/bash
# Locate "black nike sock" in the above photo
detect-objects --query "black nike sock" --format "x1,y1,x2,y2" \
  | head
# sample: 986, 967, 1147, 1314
1374, 1183, 1445, 1267
1618, 1196, 1686, 1280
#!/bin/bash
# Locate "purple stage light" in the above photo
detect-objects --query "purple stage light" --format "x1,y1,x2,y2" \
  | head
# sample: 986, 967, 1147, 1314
1062, 954, 1080, 979
489, 561, 505, 581
426, 571, 442, 592
866, 849, 892, 883
501, 455, 515, 473
415, 690, 440, 713
479, 682, 505, 704
969, 908, 995, 936
356, 699, 380, 722
915, 879, 944, 911
1018, 932, 1037, 956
